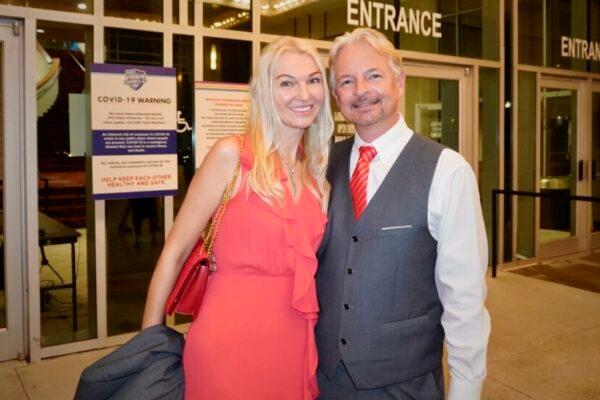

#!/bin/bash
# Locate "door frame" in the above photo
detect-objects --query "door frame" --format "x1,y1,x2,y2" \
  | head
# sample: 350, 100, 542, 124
0, 17, 25, 361
537, 76, 587, 258
401, 61, 476, 172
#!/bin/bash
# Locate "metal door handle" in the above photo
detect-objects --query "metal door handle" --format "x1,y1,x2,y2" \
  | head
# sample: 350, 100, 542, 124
578, 160, 584, 181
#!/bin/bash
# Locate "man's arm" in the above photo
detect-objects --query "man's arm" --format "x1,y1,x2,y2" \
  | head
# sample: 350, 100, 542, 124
429, 150, 491, 400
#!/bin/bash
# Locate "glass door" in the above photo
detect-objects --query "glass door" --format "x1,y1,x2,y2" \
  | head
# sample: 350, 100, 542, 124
591, 84, 600, 249
538, 77, 586, 258
0, 18, 24, 361
402, 62, 474, 167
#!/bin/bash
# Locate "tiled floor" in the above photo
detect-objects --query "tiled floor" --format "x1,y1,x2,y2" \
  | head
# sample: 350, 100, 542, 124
2, 266, 600, 399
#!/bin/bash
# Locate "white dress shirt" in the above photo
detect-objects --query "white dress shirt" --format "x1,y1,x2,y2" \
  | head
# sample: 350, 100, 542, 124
350, 115, 491, 400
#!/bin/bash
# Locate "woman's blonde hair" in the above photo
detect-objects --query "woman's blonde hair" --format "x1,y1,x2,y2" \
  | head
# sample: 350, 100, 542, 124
247, 37, 333, 210
329, 27, 403, 90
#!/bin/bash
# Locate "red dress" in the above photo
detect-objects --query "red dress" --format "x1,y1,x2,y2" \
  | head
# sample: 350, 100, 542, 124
183, 138, 326, 399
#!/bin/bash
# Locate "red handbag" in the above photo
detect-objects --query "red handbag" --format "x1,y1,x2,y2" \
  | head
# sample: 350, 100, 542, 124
164, 136, 244, 318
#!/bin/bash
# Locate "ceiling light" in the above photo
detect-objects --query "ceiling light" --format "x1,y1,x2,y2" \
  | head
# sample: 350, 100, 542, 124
77, 2, 87, 10
36, 28, 45, 33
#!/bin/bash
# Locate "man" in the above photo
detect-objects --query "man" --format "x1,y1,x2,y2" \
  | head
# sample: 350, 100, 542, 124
316, 28, 490, 400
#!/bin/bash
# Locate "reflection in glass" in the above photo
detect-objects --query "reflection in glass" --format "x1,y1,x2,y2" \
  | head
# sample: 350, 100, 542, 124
36, 22, 96, 347
0, 0, 93, 14
188, 0, 195, 25
540, 88, 577, 242
204, 0, 251, 31
105, 0, 163, 22
203, 38, 251, 84
592, 93, 600, 232
173, 0, 179, 24
104, 29, 165, 336
0, 43, 4, 330
405, 76, 459, 152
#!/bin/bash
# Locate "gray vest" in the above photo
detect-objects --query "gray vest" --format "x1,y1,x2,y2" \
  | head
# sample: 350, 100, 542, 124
316, 133, 445, 389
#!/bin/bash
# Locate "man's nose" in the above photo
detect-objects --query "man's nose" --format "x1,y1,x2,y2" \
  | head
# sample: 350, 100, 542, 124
355, 78, 369, 96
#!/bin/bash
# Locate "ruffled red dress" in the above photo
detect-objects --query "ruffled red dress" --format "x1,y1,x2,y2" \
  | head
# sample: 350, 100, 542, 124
183, 137, 326, 400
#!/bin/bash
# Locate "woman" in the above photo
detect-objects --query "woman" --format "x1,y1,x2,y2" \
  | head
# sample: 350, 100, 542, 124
141, 37, 333, 400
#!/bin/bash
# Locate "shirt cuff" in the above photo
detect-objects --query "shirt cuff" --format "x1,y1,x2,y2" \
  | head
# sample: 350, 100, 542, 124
448, 378, 483, 400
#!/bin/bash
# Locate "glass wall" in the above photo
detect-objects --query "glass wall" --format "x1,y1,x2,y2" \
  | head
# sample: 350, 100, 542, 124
104, 27, 165, 336
261, 0, 499, 60
518, 0, 600, 72
36, 21, 96, 347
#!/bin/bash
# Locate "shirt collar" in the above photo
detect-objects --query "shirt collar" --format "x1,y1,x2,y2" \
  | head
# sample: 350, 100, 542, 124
352, 114, 413, 162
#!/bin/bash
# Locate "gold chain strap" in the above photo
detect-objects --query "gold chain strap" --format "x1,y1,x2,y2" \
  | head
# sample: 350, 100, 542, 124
202, 135, 245, 256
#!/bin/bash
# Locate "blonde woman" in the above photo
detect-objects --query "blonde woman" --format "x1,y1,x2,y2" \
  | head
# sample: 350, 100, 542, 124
141, 37, 333, 400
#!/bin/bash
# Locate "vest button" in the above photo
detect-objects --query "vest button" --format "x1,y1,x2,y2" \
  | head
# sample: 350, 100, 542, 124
343, 304, 350, 310
352, 235, 359, 242
346, 268, 353, 274
340, 338, 348, 345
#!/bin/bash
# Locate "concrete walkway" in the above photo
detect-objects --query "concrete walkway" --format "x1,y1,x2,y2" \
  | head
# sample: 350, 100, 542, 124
2, 271, 600, 399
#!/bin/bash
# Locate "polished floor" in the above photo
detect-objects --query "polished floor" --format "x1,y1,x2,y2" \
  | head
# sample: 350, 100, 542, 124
2, 259, 600, 399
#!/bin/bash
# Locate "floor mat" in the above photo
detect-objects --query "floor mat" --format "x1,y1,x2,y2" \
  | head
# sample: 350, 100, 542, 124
510, 262, 600, 293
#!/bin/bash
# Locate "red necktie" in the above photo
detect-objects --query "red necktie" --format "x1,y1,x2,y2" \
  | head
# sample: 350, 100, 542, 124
350, 146, 377, 219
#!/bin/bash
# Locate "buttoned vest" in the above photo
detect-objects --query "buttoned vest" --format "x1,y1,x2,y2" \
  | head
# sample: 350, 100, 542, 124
316, 133, 445, 389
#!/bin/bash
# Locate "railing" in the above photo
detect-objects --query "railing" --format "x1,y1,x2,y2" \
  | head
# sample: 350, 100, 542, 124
491, 189, 600, 278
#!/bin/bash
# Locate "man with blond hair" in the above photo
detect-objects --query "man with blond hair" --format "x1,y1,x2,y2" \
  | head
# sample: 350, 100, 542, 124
315, 28, 490, 399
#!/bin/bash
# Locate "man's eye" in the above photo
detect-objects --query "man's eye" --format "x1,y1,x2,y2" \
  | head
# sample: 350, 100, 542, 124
368, 74, 382, 80
339, 80, 352, 87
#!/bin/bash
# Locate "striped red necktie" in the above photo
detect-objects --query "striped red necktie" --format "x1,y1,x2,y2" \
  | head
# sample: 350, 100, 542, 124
350, 146, 377, 219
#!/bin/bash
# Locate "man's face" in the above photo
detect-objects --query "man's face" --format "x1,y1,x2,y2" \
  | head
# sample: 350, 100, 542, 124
332, 41, 404, 140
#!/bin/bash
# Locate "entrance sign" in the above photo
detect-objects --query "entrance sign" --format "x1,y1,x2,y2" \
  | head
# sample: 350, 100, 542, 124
91, 64, 177, 200
347, 0, 442, 38
561, 36, 600, 62
194, 82, 250, 166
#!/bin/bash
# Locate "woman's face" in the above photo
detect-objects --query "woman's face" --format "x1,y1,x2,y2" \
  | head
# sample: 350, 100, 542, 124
272, 51, 325, 133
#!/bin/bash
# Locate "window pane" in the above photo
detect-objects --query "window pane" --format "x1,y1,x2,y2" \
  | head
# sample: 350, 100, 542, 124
173, 34, 195, 215
188, 0, 195, 25
518, 0, 543, 66
0, 0, 93, 14
517, 71, 536, 258
540, 88, 578, 242
593, 92, 600, 232
203, 38, 251, 84
173, 0, 179, 24
405, 76, 459, 152
204, 0, 251, 31
104, 28, 166, 336
105, 0, 164, 23
479, 68, 500, 262
0, 42, 4, 330
261, 0, 498, 59
36, 21, 96, 346
105, 28, 163, 66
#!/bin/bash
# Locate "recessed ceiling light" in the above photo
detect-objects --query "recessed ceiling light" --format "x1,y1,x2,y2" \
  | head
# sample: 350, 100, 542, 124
36, 28, 45, 33
77, 2, 87, 10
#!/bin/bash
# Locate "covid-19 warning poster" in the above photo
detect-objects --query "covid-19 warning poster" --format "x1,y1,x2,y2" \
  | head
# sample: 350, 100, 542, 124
91, 63, 177, 200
